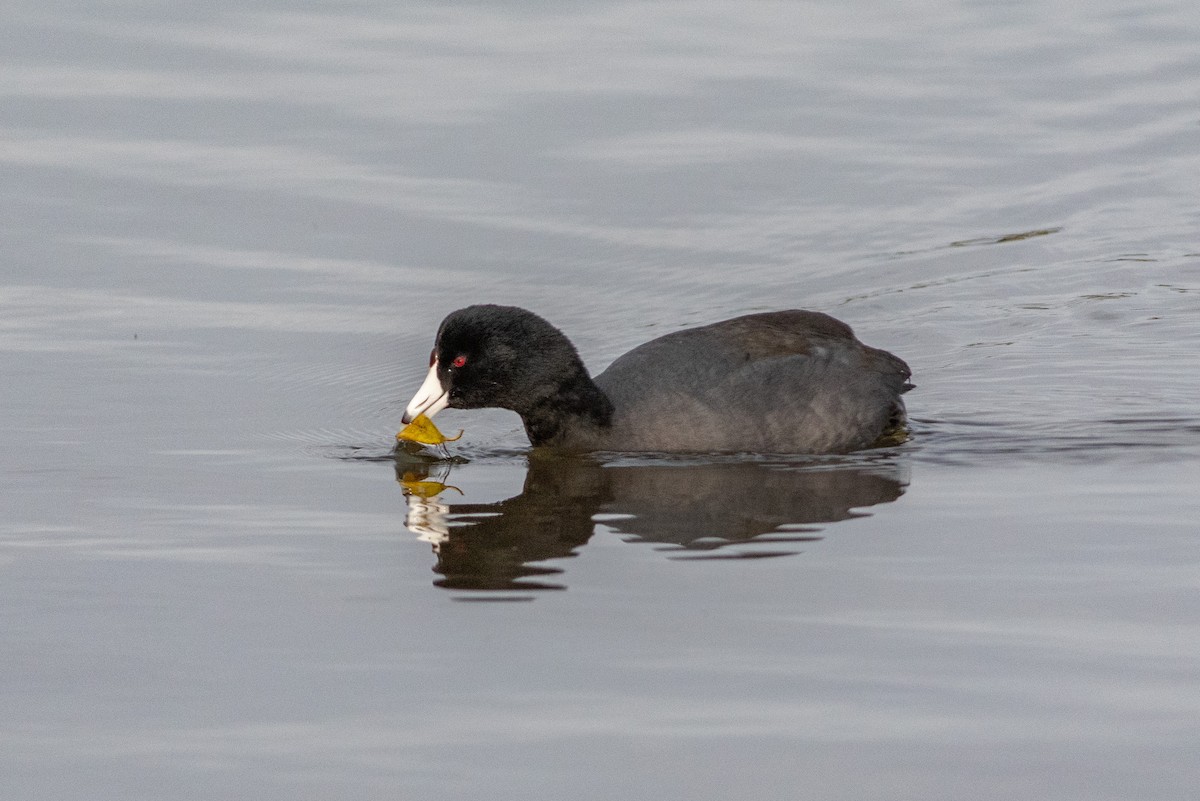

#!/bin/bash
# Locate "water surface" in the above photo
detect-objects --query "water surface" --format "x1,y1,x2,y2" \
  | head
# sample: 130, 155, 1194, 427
3, 1, 1199, 799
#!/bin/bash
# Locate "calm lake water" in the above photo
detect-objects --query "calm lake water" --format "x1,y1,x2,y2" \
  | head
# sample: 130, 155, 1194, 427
3, 1, 1199, 798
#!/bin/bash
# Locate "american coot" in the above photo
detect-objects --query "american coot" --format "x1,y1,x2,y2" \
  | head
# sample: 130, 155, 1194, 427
402, 305, 912, 453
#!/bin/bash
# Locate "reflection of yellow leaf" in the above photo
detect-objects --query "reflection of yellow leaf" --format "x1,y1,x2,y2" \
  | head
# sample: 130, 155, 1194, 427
401, 480, 449, 498
397, 471, 462, 499
396, 414, 463, 446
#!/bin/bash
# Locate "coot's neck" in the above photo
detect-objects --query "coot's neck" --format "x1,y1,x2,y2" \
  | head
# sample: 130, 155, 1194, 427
519, 371, 614, 448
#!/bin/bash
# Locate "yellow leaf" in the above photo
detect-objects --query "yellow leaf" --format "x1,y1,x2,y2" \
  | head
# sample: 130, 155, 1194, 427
396, 414, 463, 446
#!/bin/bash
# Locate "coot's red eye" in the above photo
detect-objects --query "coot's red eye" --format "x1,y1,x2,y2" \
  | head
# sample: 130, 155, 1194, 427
451, 355, 468, 368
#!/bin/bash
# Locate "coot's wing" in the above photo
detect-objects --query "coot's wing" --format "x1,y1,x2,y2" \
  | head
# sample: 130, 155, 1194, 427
593, 311, 910, 453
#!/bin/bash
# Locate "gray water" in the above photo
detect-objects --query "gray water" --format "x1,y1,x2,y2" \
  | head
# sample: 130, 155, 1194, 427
3, 1, 1199, 798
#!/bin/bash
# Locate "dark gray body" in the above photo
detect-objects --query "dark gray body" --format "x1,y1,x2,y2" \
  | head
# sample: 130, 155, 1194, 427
583, 311, 910, 453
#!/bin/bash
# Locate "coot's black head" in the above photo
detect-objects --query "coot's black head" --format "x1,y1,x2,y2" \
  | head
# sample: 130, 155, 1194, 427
402, 305, 592, 424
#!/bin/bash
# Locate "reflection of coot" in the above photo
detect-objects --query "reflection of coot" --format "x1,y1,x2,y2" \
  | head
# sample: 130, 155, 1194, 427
602, 463, 906, 551
396, 454, 908, 591
397, 456, 608, 591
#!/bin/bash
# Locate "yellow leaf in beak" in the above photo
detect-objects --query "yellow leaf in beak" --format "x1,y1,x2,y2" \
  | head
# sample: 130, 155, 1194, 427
396, 413, 463, 446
